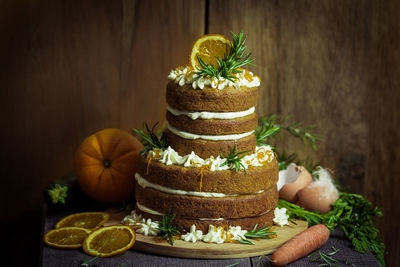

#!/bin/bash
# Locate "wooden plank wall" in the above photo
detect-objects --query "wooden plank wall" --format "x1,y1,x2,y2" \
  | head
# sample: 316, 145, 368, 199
1, 0, 399, 266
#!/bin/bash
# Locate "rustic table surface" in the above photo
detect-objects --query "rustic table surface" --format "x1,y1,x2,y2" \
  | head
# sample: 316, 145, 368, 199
41, 209, 380, 267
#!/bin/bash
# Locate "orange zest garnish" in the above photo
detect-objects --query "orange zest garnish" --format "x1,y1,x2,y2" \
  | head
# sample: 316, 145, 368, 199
146, 157, 152, 175
197, 165, 210, 192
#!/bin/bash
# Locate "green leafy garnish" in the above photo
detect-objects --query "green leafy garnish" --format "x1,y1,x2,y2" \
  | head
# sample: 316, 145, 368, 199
195, 31, 255, 82
308, 246, 355, 267
156, 209, 181, 245
132, 122, 168, 155
47, 184, 68, 205
256, 115, 323, 150
80, 255, 101, 267
278, 193, 385, 266
237, 224, 276, 245
220, 144, 249, 173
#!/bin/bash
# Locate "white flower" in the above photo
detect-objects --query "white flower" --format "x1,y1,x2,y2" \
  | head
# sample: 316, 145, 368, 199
136, 218, 160, 236
121, 210, 142, 225
227, 226, 247, 241
202, 225, 225, 244
273, 207, 289, 227
181, 225, 203, 243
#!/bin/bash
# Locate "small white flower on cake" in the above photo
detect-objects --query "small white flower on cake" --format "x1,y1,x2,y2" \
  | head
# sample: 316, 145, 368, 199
121, 210, 142, 225
227, 226, 247, 241
273, 207, 289, 227
202, 225, 225, 244
181, 225, 203, 243
136, 218, 160, 236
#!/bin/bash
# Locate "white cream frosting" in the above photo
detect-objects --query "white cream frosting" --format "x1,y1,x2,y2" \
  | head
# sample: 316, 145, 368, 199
136, 202, 164, 216
136, 203, 227, 221
167, 104, 255, 120
167, 123, 254, 141
135, 173, 255, 198
168, 66, 260, 90
159, 146, 186, 165
146, 145, 275, 172
181, 225, 203, 243
182, 151, 205, 167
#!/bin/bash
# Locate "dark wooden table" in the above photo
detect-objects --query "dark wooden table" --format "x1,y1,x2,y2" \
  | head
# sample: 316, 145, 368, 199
41, 209, 380, 267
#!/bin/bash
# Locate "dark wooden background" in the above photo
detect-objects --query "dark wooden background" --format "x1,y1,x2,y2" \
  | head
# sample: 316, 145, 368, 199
1, 0, 399, 266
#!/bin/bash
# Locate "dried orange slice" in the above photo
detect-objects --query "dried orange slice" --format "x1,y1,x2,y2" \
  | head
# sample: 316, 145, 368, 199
83, 225, 136, 257
43, 227, 91, 248
55, 212, 109, 229
190, 34, 231, 69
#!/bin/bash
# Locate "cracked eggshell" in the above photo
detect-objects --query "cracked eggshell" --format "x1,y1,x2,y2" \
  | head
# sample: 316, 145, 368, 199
297, 167, 339, 213
278, 163, 313, 203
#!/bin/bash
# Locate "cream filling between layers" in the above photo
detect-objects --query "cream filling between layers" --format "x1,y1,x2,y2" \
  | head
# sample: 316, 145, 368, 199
167, 104, 255, 120
135, 173, 264, 198
167, 123, 254, 141
136, 202, 272, 221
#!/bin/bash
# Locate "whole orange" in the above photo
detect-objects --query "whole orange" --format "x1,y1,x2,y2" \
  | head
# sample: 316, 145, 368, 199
74, 128, 143, 203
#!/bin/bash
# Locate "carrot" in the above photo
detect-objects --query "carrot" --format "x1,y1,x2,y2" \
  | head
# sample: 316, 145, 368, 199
271, 224, 330, 266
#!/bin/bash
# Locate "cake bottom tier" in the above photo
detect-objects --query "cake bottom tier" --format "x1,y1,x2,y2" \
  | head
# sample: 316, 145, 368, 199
135, 206, 275, 233
135, 184, 278, 219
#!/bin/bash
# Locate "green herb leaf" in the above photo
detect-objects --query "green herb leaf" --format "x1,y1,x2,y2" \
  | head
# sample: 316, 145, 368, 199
244, 224, 276, 240
220, 144, 249, 173
132, 122, 168, 155
156, 209, 181, 245
308, 247, 355, 267
195, 31, 255, 81
278, 193, 385, 266
256, 114, 323, 150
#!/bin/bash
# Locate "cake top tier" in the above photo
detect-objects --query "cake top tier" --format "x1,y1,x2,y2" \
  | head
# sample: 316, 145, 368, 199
169, 32, 259, 91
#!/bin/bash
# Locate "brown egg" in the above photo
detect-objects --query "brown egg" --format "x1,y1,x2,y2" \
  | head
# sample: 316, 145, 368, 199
279, 163, 313, 203
297, 167, 339, 213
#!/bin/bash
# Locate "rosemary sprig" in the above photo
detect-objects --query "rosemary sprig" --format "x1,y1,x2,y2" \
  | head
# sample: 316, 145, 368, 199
308, 246, 355, 267
255, 115, 281, 146
220, 144, 249, 173
195, 31, 255, 82
244, 224, 276, 239
237, 224, 277, 245
256, 115, 323, 150
132, 122, 168, 155
80, 255, 101, 267
156, 209, 181, 245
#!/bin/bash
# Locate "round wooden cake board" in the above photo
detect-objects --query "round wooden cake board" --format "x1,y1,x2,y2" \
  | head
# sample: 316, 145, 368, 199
133, 220, 307, 259
105, 209, 308, 259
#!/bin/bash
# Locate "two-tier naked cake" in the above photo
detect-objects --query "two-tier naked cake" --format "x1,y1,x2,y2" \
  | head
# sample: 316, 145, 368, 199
133, 34, 278, 233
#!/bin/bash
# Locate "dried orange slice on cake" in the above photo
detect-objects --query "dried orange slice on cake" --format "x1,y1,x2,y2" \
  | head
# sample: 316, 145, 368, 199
190, 34, 231, 69
55, 212, 109, 229
43, 227, 91, 248
83, 225, 136, 257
